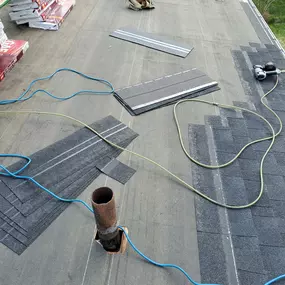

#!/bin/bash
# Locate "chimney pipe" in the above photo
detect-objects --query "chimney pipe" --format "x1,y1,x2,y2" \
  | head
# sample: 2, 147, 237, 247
91, 187, 121, 252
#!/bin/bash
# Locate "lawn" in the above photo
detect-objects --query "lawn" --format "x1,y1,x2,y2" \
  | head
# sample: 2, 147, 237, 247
253, 0, 285, 47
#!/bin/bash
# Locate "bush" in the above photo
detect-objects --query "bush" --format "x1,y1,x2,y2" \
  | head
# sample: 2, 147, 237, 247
274, 15, 285, 23
263, 11, 276, 24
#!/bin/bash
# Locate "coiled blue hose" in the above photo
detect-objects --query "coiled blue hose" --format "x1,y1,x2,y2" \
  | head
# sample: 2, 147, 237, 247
0, 68, 114, 105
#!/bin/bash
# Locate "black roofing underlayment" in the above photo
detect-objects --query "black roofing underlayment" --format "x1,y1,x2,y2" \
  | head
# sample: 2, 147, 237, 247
0, 115, 138, 255
190, 43, 285, 285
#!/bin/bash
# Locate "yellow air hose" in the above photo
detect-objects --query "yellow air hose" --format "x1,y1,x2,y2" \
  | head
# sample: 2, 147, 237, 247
0, 77, 281, 209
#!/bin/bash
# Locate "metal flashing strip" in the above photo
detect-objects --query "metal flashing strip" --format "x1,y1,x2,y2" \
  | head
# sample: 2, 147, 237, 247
132, 82, 218, 110
110, 27, 193, 58
114, 69, 219, 115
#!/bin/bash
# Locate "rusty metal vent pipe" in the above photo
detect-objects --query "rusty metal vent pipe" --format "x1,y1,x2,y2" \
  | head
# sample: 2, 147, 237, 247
91, 187, 121, 252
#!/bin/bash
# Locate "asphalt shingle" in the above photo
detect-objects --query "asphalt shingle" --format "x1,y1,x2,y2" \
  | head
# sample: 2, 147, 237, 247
189, 124, 211, 164
238, 270, 268, 285
228, 209, 257, 236
239, 159, 260, 181
192, 44, 285, 285
212, 127, 234, 143
206, 115, 224, 128
251, 206, 274, 217
214, 140, 236, 154
227, 117, 249, 137
266, 184, 285, 201
253, 216, 285, 247
270, 200, 285, 218
197, 232, 229, 285
261, 246, 285, 276
232, 235, 266, 274
244, 179, 271, 207
220, 176, 248, 205
195, 198, 221, 234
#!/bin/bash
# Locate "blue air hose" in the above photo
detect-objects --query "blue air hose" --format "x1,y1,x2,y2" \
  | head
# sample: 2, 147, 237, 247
0, 157, 283, 285
0, 68, 210, 285
0, 163, 94, 213
265, 275, 285, 285
0, 68, 114, 105
0, 154, 213, 285
117, 225, 217, 285
0, 68, 284, 285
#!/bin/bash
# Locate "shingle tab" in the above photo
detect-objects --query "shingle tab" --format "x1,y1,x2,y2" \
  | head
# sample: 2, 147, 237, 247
197, 232, 228, 285
261, 246, 285, 276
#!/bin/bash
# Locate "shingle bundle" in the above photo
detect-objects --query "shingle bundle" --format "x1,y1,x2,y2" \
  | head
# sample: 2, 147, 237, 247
9, 0, 75, 30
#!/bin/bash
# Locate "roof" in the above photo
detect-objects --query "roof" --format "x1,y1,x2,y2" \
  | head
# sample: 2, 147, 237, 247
0, 0, 285, 284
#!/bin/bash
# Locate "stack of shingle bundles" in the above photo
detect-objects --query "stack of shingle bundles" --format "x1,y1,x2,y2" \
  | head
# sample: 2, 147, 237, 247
9, 0, 58, 24
9, 0, 75, 30
29, 0, 75, 30
0, 18, 29, 81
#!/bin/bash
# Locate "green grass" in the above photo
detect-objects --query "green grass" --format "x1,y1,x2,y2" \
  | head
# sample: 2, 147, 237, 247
270, 23, 285, 47
253, 0, 285, 48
